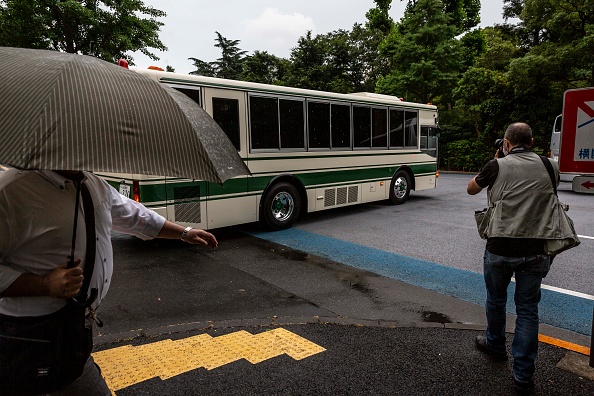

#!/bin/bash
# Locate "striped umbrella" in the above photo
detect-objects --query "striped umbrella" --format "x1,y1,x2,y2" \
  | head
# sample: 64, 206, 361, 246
0, 46, 249, 183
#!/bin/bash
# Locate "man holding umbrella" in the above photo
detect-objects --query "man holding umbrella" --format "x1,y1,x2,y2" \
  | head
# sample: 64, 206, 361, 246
0, 48, 250, 395
0, 168, 218, 395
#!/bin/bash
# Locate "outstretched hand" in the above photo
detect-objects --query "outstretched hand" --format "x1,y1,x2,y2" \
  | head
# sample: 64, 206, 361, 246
184, 229, 218, 248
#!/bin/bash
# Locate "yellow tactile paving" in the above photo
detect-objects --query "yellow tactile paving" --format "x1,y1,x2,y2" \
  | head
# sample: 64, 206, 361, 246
92, 328, 326, 395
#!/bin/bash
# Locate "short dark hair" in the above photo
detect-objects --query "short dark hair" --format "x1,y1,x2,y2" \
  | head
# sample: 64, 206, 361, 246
504, 122, 532, 146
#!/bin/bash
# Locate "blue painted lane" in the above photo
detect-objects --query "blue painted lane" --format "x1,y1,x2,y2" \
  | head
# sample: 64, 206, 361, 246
249, 228, 593, 336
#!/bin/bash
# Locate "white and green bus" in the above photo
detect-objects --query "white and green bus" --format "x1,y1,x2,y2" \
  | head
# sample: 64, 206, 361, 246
98, 68, 439, 230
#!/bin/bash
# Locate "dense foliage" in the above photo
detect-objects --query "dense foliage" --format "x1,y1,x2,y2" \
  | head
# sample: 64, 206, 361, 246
0, 0, 166, 63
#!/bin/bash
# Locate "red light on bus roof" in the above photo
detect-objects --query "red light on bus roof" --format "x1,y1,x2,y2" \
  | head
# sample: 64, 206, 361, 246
148, 66, 165, 71
117, 59, 129, 69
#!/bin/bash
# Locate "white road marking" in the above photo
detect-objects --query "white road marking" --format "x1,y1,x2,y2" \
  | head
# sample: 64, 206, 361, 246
578, 234, 594, 240
540, 284, 594, 301
511, 279, 594, 301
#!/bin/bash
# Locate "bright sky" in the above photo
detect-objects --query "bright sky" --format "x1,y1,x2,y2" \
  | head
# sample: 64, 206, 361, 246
133, 0, 510, 75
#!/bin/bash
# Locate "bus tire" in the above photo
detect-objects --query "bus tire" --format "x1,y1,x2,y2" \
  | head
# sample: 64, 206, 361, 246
389, 171, 411, 205
261, 182, 301, 230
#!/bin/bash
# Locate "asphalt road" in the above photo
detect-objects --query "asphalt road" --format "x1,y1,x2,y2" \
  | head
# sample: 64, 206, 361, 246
293, 172, 594, 296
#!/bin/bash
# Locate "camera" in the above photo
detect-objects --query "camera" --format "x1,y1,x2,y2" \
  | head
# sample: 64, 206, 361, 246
494, 138, 505, 158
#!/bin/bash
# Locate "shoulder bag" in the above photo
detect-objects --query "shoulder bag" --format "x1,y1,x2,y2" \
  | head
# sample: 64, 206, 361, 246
539, 156, 581, 256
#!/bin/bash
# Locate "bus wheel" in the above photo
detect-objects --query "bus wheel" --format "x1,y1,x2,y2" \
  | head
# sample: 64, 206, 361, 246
389, 171, 411, 205
261, 182, 301, 230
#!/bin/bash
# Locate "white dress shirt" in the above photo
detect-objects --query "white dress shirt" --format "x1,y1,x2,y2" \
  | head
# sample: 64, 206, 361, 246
0, 170, 165, 316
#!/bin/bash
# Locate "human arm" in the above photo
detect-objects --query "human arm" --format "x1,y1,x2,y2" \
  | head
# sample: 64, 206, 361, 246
156, 221, 218, 248
0, 259, 84, 299
467, 160, 497, 196
467, 177, 483, 195
104, 179, 217, 248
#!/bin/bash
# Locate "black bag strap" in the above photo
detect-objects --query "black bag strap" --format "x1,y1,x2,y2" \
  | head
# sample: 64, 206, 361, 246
539, 155, 558, 196
71, 182, 98, 308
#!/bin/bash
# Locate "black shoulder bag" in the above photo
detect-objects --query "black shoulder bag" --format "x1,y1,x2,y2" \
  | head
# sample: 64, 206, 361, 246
0, 182, 98, 395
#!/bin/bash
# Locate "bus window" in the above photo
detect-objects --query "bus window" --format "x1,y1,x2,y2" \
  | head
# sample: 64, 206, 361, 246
250, 96, 279, 150
421, 126, 438, 157
212, 97, 240, 151
308, 101, 330, 149
279, 99, 305, 149
353, 105, 371, 148
405, 111, 418, 148
331, 104, 351, 149
173, 87, 201, 106
372, 108, 388, 148
389, 109, 405, 148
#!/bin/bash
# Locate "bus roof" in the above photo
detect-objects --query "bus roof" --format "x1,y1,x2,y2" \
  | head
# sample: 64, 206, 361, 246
132, 67, 437, 111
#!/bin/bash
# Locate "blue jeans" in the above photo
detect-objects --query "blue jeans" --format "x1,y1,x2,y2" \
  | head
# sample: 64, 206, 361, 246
483, 250, 550, 383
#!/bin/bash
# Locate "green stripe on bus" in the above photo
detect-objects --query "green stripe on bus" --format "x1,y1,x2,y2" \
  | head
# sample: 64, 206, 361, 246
113, 165, 436, 205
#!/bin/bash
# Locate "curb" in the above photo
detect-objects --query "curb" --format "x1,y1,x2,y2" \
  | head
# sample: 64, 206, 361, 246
94, 315, 489, 346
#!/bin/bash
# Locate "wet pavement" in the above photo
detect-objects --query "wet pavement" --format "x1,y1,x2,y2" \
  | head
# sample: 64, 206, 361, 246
96, 323, 593, 396
93, 229, 594, 395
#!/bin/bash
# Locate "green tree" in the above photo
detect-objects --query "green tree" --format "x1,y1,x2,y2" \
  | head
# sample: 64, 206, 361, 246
188, 57, 215, 77
189, 31, 247, 79
211, 31, 247, 80
281, 25, 387, 94
240, 50, 287, 84
376, 0, 465, 104
443, 0, 481, 34
0, 0, 166, 63
283, 31, 330, 91
453, 26, 519, 137
366, 0, 394, 35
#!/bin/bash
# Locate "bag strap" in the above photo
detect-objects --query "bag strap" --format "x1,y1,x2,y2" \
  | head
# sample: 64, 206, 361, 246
539, 155, 558, 196
71, 182, 98, 308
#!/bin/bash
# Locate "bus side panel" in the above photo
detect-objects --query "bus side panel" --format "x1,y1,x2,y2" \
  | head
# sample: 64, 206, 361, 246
414, 175, 436, 191
361, 181, 387, 203
206, 195, 258, 229
206, 177, 256, 228
164, 179, 209, 230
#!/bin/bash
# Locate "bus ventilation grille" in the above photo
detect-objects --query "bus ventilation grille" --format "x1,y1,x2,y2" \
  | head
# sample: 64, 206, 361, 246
324, 186, 359, 207
173, 186, 201, 223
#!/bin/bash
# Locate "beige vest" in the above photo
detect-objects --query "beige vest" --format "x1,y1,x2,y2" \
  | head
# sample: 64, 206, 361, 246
485, 151, 560, 238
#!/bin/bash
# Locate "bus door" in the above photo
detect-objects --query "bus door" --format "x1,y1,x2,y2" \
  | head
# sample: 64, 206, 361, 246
161, 85, 209, 229
202, 87, 255, 228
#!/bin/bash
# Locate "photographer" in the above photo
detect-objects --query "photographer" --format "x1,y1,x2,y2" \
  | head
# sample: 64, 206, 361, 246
467, 123, 559, 394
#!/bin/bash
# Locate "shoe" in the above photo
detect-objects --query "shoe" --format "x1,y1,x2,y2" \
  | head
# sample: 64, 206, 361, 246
513, 376, 534, 395
475, 335, 508, 361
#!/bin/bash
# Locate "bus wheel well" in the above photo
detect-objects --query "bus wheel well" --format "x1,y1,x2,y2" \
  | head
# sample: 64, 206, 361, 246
260, 175, 308, 219
395, 166, 415, 191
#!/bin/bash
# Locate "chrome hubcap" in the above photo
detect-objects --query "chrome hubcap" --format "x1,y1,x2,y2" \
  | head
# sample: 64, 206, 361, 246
393, 177, 408, 199
271, 192, 294, 221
